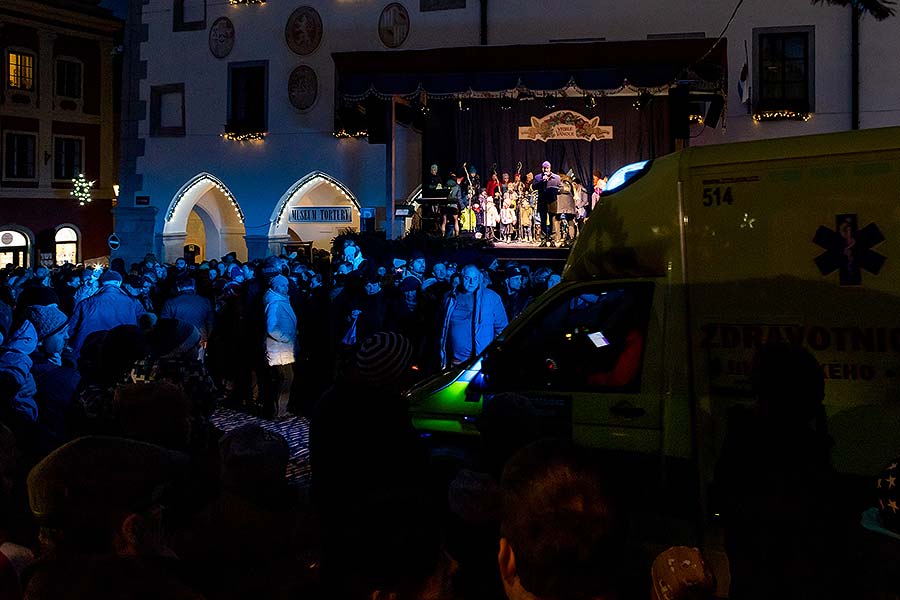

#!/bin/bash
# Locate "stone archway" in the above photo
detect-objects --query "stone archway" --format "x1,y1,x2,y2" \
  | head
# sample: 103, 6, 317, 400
162, 173, 247, 263
0, 224, 35, 268
266, 172, 361, 254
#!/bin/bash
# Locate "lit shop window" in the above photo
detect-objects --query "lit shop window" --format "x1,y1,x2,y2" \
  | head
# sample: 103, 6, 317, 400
55, 226, 79, 265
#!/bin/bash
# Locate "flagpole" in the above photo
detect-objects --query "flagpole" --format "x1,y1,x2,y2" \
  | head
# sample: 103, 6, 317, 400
744, 39, 751, 114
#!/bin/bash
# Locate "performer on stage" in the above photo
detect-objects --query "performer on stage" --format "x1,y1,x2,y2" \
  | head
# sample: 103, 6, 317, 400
463, 165, 481, 201
591, 170, 606, 211
442, 173, 464, 237
426, 164, 442, 194
533, 161, 562, 247
511, 171, 526, 241
485, 171, 501, 200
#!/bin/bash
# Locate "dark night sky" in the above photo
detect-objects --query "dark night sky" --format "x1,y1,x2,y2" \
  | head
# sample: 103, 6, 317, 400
99, 0, 128, 20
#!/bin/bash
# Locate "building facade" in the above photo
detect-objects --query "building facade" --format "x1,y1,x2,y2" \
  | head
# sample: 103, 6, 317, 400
116, 0, 900, 266
1, 0, 121, 268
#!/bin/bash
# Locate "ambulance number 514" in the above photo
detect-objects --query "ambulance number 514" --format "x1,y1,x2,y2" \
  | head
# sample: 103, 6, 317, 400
702, 186, 734, 207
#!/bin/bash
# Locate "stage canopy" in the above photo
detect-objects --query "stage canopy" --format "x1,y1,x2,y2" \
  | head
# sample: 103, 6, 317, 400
332, 38, 727, 102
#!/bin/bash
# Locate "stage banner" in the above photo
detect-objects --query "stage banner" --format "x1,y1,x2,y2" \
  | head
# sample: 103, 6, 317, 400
518, 110, 613, 142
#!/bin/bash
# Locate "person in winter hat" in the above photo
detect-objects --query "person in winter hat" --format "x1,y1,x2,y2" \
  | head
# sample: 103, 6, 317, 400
26, 304, 79, 452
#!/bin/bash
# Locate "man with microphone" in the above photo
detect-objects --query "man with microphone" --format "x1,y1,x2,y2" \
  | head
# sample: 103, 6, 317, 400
533, 161, 562, 247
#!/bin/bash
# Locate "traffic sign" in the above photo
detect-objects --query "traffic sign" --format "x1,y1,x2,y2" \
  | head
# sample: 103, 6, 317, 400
108, 233, 121, 251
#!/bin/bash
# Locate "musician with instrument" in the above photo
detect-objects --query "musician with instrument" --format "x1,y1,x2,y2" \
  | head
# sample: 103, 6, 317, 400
458, 163, 479, 234
426, 164, 442, 194
519, 176, 534, 243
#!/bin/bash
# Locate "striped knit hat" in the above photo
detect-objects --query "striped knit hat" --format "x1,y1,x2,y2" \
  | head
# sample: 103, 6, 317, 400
355, 332, 413, 388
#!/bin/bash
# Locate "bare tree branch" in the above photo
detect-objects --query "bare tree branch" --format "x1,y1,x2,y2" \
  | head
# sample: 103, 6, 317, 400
811, 0, 896, 20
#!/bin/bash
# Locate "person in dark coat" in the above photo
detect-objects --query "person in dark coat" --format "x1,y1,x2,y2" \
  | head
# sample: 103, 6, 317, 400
26, 305, 79, 453
715, 343, 845, 600
161, 277, 214, 343
67, 270, 145, 360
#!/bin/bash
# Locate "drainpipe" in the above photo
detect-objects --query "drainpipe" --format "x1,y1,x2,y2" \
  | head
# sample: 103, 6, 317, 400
851, 4, 860, 130
480, 0, 488, 45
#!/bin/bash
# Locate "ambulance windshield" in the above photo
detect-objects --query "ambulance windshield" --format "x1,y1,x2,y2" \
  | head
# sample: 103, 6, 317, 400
604, 160, 650, 195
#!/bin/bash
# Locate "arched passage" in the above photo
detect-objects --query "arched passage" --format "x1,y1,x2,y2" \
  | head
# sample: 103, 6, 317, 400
0, 224, 35, 268
268, 172, 361, 252
162, 173, 247, 263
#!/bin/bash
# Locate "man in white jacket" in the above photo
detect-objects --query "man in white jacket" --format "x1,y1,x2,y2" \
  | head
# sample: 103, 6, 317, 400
262, 275, 297, 418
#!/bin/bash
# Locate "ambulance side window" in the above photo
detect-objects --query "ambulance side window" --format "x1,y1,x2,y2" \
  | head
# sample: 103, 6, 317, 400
493, 283, 653, 393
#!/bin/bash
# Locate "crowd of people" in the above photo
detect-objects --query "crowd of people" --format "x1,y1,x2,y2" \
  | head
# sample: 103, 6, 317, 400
0, 239, 897, 599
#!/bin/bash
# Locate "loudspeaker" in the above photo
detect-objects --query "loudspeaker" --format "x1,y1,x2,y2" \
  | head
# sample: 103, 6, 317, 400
704, 94, 725, 129
364, 97, 389, 144
668, 85, 690, 140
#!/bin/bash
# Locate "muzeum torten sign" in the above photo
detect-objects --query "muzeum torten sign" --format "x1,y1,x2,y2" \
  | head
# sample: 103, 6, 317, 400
289, 207, 353, 223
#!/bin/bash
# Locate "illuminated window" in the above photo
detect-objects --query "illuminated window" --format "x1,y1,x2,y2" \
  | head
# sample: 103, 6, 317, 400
55, 227, 79, 265
4, 132, 36, 179
54, 137, 83, 180
8, 51, 35, 90
56, 59, 82, 98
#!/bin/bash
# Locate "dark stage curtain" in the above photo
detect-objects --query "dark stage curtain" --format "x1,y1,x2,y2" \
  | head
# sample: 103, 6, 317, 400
423, 96, 670, 186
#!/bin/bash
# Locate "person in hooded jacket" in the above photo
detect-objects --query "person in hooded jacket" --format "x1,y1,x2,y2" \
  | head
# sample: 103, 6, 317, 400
260, 275, 297, 419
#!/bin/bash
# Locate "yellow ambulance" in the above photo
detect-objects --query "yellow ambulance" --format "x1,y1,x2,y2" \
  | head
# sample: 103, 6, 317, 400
408, 126, 900, 502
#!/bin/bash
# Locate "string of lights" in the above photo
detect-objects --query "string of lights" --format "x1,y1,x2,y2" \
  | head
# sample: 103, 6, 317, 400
753, 110, 812, 122
273, 173, 359, 227
140, 0, 261, 16
166, 175, 245, 223
221, 131, 267, 142
71, 173, 95, 207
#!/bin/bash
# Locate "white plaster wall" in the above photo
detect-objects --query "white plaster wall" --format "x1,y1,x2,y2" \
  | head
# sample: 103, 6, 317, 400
136, 0, 481, 253
858, 12, 900, 128
132, 0, 900, 256
487, 0, 857, 145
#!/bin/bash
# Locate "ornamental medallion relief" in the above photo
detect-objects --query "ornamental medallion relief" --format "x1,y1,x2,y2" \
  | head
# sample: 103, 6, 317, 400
288, 65, 318, 111
285, 6, 323, 56
208, 16, 235, 59
378, 3, 410, 48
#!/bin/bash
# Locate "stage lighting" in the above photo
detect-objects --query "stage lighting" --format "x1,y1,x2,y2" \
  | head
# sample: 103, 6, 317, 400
583, 94, 596, 110
417, 102, 431, 116
457, 98, 472, 112
543, 95, 557, 110
499, 96, 514, 111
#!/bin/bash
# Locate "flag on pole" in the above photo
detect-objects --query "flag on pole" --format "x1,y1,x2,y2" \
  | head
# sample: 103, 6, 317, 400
738, 40, 751, 105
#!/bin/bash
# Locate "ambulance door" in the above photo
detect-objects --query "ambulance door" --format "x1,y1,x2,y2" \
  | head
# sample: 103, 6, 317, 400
482, 280, 664, 453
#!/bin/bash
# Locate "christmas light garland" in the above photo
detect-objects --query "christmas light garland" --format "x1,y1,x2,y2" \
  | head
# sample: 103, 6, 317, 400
71, 173, 95, 206
166, 175, 245, 223
221, 131, 267, 142
753, 110, 811, 122
332, 129, 367, 139
274, 173, 359, 226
